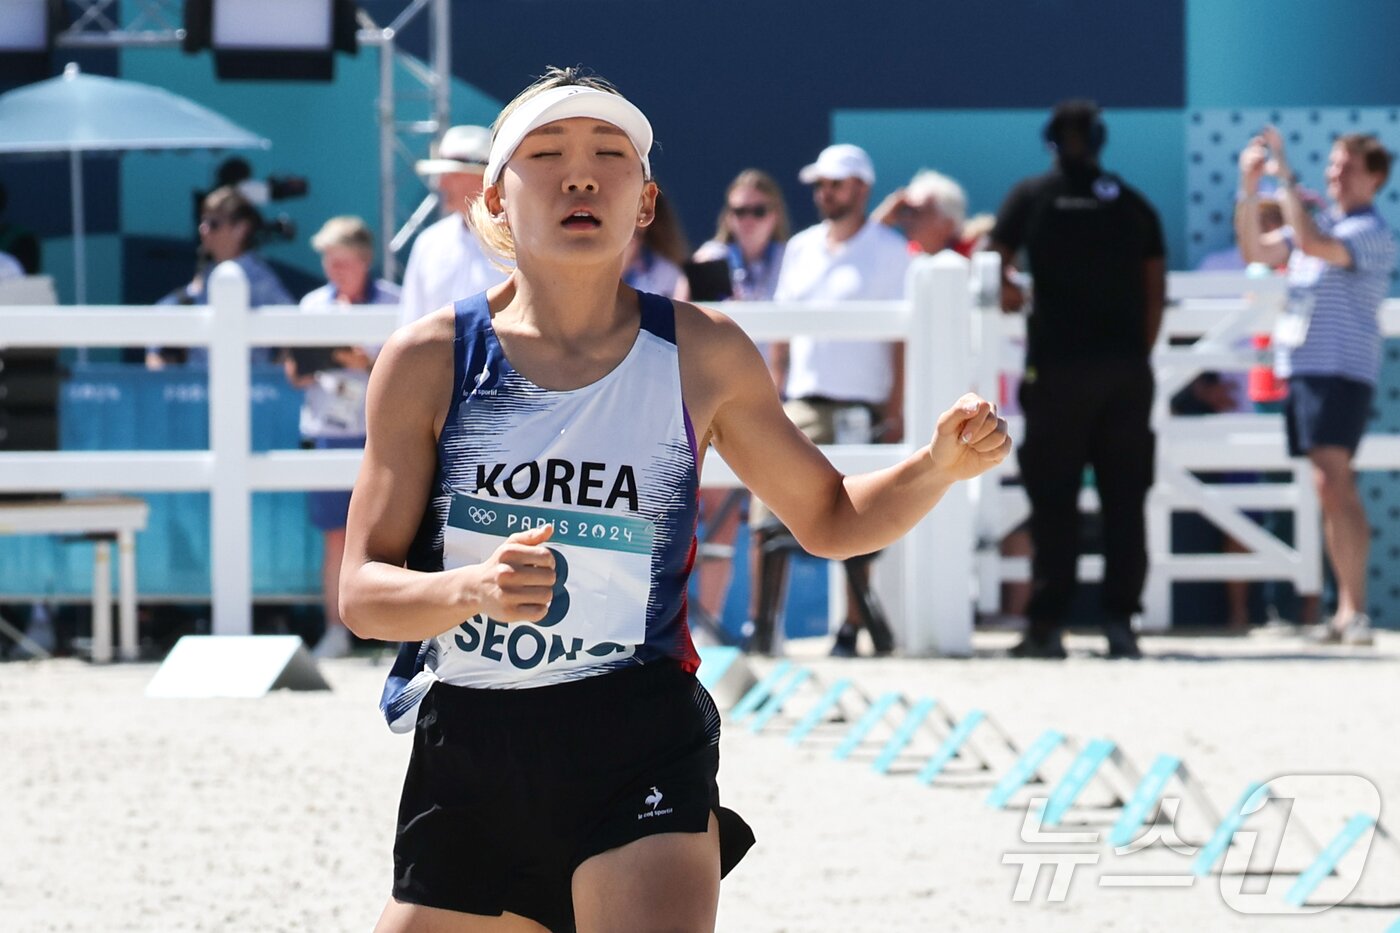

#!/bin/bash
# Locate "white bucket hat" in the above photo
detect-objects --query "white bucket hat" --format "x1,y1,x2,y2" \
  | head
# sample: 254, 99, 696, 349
415, 125, 493, 176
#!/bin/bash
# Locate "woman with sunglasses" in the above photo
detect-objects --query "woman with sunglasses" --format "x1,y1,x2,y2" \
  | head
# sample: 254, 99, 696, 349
341, 67, 1011, 933
689, 170, 791, 635
693, 169, 790, 301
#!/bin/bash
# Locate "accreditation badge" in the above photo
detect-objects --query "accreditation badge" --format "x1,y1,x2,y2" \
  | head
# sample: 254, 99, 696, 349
1272, 293, 1315, 349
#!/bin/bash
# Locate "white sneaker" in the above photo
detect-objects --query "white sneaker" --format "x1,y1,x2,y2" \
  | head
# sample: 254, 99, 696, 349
1339, 613, 1375, 647
312, 624, 352, 659
1304, 621, 1342, 645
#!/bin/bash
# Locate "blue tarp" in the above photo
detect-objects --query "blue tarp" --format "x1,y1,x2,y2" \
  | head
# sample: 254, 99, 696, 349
0, 364, 318, 599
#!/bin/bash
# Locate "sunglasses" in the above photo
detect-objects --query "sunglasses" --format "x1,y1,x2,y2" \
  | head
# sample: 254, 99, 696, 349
729, 204, 771, 220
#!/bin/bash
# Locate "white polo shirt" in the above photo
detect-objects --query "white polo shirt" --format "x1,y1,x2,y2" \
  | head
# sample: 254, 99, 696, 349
398, 213, 509, 327
776, 219, 911, 405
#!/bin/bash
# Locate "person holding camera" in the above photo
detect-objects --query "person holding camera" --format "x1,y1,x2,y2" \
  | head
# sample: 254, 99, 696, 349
147, 185, 293, 368
991, 99, 1166, 660
1236, 127, 1397, 646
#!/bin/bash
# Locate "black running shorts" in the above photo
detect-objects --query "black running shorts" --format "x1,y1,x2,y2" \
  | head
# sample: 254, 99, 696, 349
391, 661, 754, 932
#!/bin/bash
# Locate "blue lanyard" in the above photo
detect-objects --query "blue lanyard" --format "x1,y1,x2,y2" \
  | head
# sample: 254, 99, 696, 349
726, 242, 777, 290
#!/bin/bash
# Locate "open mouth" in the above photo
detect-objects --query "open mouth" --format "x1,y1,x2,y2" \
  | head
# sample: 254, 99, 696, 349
561, 209, 602, 230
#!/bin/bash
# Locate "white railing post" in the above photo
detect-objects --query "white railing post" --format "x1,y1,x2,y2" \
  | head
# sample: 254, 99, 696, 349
1294, 458, 1323, 599
91, 540, 112, 662
118, 529, 139, 660
207, 262, 253, 636
1141, 484, 1172, 631
904, 253, 975, 656
969, 251, 1004, 616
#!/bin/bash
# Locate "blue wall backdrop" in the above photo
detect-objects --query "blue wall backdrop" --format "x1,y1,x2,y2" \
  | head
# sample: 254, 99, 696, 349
446, 0, 1184, 244
835, 109, 1187, 268
3, 0, 1400, 628
1186, 0, 1400, 108
1186, 107, 1400, 274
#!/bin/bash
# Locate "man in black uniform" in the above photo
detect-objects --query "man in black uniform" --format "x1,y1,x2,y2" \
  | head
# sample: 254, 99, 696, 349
991, 99, 1166, 659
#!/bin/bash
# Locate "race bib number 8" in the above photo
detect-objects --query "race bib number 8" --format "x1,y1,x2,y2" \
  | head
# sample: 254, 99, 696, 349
440, 493, 655, 685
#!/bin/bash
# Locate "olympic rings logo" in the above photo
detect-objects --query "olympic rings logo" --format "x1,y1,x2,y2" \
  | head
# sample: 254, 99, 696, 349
467, 507, 498, 525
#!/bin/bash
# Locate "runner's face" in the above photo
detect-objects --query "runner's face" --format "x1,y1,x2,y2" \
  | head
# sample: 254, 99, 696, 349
493, 117, 654, 267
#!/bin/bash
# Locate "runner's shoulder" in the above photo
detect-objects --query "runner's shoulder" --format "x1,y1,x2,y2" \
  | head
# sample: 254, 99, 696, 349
672, 298, 762, 361
372, 306, 456, 405
382, 306, 455, 365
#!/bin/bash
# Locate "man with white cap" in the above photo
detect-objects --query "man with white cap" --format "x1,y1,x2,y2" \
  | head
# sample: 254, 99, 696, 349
751, 143, 911, 658
397, 124, 508, 327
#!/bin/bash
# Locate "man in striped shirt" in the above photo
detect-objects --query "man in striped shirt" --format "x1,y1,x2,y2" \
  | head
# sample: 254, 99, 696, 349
1236, 128, 1397, 646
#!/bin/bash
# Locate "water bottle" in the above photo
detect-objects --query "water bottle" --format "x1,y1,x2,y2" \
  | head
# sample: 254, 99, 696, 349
1243, 262, 1286, 404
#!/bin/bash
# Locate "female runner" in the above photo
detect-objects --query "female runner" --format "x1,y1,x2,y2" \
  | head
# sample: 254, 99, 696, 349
342, 67, 1011, 933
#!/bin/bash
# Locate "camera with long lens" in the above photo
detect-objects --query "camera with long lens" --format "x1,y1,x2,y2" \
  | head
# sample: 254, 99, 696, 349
236, 173, 307, 245
257, 212, 298, 245
192, 157, 310, 243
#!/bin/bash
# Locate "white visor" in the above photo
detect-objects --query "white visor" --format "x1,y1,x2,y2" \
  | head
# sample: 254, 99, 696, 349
485, 85, 653, 186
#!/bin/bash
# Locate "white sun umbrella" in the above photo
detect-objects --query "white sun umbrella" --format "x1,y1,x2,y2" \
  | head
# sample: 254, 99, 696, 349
0, 62, 270, 303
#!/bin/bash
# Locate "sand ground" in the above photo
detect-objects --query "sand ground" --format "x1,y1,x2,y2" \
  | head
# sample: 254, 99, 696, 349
3, 628, 1399, 932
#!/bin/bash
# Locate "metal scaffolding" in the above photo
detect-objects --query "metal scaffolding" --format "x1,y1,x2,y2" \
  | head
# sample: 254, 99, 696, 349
51, 0, 452, 279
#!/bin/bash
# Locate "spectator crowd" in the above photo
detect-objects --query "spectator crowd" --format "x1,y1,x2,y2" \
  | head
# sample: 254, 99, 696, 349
1, 97, 1393, 661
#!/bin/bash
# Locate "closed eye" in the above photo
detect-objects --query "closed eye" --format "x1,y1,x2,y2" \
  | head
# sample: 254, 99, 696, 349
597, 150, 627, 157
529, 150, 561, 159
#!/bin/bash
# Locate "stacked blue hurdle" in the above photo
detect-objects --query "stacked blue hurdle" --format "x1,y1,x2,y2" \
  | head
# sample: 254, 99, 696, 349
697, 646, 1399, 922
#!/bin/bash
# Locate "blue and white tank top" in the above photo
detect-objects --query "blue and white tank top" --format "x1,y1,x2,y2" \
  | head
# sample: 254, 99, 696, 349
380, 290, 701, 731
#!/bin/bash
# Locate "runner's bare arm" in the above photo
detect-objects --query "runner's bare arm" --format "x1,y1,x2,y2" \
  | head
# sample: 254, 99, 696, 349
339, 312, 557, 642
678, 301, 1010, 560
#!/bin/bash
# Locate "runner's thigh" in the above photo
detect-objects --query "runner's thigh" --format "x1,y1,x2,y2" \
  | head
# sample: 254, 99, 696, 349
374, 899, 551, 933
571, 812, 721, 933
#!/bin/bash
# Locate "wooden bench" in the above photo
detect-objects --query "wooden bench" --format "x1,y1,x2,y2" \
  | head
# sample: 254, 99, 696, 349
0, 497, 149, 661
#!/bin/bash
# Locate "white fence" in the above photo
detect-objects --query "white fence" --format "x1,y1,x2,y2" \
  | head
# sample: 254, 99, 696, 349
7, 259, 1400, 654
0, 256, 974, 655
972, 266, 1400, 630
